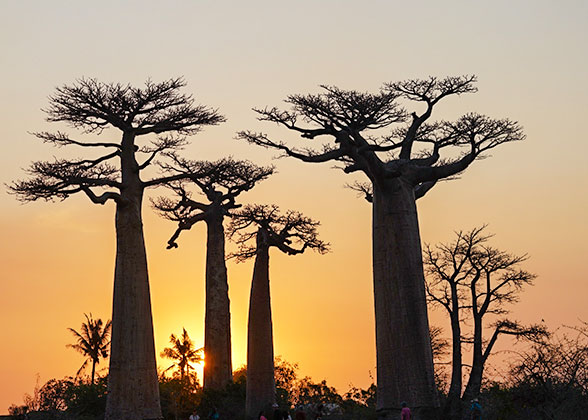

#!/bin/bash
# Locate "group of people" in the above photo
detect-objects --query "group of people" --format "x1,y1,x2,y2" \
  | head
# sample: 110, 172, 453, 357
258, 402, 328, 420
188, 398, 482, 419
258, 402, 305, 420
400, 399, 482, 420
188, 407, 218, 420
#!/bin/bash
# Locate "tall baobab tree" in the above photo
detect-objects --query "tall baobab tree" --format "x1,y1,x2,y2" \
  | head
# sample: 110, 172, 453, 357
9, 77, 224, 420
227, 204, 328, 418
237, 75, 525, 419
160, 328, 203, 384
67, 313, 112, 386
424, 226, 547, 418
154, 156, 274, 390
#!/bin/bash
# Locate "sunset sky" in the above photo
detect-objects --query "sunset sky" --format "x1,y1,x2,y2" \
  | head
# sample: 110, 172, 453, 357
1, 0, 587, 414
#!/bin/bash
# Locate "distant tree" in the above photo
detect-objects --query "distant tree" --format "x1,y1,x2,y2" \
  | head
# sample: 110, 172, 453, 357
64, 376, 109, 417
9, 77, 224, 420
67, 313, 112, 385
295, 377, 343, 408
37, 377, 74, 412
274, 356, 299, 408
424, 226, 547, 418
8, 404, 28, 419
227, 204, 328, 418
9, 375, 108, 419
238, 75, 524, 419
430, 325, 450, 395
154, 156, 273, 390
160, 328, 203, 385
505, 322, 588, 418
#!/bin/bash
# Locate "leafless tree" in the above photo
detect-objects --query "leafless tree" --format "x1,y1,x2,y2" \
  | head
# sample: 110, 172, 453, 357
237, 75, 524, 419
507, 321, 588, 418
424, 226, 547, 418
153, 156, 274, 390
9, 77, 224, 420
227, 204, 328, 418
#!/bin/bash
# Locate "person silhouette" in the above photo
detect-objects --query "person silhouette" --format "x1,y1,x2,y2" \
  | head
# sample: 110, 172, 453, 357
470, 398, 482, 420
400, 401, 411, 420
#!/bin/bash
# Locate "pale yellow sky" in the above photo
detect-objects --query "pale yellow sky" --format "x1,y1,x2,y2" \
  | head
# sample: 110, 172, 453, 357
1, 0, 587, 413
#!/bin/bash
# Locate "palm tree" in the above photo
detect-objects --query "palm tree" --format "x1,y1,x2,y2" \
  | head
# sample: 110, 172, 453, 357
160, 328, 203, 384
67, 313, 112, 385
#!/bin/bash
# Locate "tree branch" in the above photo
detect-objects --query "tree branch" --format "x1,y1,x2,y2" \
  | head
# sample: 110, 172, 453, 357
81, 186, 121, 204
33, 131, 121, 149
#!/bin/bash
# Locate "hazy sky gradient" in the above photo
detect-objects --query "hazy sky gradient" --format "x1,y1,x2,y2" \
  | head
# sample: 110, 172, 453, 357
1, 0, 587, 413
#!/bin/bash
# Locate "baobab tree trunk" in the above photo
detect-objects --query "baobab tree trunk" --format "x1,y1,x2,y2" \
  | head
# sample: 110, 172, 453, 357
372, 179, 439, 420
462, 317, 484, 402
105, 187, 162, 420
246, 235, 275, 419
203, 214, 233, 389
445, 309, 463, 420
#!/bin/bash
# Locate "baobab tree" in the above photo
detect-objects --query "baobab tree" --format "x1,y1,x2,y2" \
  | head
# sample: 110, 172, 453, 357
227, 204, 328, 419
237, 75, 525, 419
9, 77, 224, 420
67, 313, 112, 386
153, 156, 274, 389
424, 226, 547, 418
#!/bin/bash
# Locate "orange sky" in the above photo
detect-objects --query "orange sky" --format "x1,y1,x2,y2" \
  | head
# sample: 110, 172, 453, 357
1, 1, 587, 414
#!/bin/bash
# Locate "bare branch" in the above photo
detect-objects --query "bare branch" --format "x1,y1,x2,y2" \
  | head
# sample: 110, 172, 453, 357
154, 158, 274, 248
33, 131, 121, 149
82, 187, 121, 204
44, 77, 226, 136
227, 204, 329, 261
8, 158, 120, 202
413, 113, 525, 183
414, 180, 437, 200
346, 181, 373, 203
386, 75, 478, 105
237, 131, 347, 163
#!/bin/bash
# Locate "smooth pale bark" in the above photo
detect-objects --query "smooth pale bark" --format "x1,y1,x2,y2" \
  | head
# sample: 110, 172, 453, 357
245, 232, 275, 419
105, 132, 161, 420
203, 213, 233, 389
372, 179, 438, 420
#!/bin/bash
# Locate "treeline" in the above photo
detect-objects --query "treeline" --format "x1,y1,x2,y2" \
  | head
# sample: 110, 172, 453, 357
9, 323, 588, 420
8, 358, 377, 420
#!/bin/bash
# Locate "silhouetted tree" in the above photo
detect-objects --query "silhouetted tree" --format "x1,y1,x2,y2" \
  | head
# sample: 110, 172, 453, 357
505, 322, 588, 418
237, 76, 524, 419
9, 77, 224, 420
424, 226, 547, 417
429, 325, 450, 395
228, 204, 328, 418
160, 328, 203, 385
154, 156, 273, 390
67, 313, 112, 385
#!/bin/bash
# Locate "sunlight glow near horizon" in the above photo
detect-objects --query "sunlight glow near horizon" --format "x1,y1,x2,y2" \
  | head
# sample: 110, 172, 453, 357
1, 0, 587, 414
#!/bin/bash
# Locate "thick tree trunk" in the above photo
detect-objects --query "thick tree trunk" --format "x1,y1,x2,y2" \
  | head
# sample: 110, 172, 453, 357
106, 132, 161, 420
105, 190, 162, 420
203, 214, 233, 389
462, 317, 484, 402
372, 179, 439, 420
245, 234, 275, 419
445, 310, 463, 420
